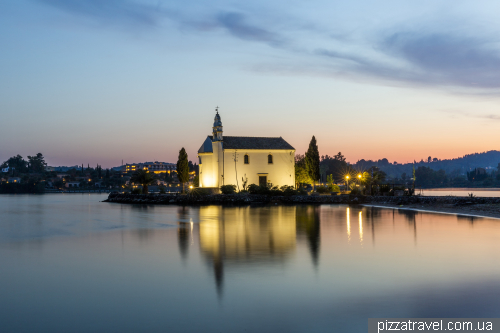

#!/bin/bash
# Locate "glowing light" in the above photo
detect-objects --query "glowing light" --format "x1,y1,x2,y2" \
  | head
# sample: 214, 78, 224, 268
189, 185, 193, 189
358, 174, 362, 179
346, 207, 351, 241
345, 175, 350, 180
359, 211, 363, 244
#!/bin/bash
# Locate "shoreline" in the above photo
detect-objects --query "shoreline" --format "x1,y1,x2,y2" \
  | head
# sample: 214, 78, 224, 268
104, 193, 500, 219
362, 203, 500, 220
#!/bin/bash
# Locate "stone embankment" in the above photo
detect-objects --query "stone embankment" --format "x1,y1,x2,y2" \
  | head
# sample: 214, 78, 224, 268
104, 192, 500, 206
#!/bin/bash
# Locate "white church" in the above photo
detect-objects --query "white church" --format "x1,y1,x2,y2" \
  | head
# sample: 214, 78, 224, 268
198, 110, 295, 189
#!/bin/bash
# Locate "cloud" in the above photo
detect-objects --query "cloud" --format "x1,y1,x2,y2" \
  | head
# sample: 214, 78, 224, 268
35, 0, 166, 27
216, 12, 283, 46
33, 0, 500, 92
35, 0, 283, 45
441, 109, 500, 121
311, 30, 500, 90
382, 32, 500, 88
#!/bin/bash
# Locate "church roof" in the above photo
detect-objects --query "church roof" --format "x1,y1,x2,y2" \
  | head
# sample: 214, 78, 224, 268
224, 136, 294, 150
198, 136, 213, 153
198, 136, 295, 153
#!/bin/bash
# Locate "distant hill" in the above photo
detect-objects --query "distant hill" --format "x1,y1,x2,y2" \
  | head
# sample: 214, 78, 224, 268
354, 150, 500, 179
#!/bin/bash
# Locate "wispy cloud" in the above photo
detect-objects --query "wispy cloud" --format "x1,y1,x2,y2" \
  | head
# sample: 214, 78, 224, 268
33, 0, 500, 92
381, 32, 500, 88
35, 0, 167, 27
441, 109, 500, 121
215, 12, 283, 46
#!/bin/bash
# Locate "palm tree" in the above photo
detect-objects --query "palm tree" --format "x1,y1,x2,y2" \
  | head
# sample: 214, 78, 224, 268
130, 169, 156, 194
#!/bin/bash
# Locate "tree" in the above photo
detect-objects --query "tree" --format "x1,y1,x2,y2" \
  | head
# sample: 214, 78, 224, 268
334, 152, 346, 162
416, 166, 447, 187
27, 153, 47, 173
96, 164, 102, 179
295, 154, 311, 188
176, 148, 189, 193
364, 167, 386, 185
305, 136, 320, 191
2, 155, 28, 174
130, 169, 156, 194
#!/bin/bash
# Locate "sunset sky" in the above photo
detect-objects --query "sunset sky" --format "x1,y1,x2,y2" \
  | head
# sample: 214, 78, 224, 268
1, 0, 499, 168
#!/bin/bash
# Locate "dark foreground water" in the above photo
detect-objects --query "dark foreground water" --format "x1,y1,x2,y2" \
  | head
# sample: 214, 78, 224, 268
1, 194, 500, 333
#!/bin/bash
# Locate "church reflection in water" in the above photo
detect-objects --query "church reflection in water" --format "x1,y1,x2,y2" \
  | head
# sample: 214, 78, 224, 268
176, 206, 321, 295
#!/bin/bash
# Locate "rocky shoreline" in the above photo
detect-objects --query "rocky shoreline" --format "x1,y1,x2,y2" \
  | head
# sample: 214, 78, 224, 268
104, 193, 500, 218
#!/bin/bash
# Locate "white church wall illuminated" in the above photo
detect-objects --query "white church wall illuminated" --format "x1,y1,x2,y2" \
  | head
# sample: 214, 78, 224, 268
198, 109, 295, 189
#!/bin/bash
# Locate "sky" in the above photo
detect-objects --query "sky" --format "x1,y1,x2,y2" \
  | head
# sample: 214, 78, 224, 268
1, 0, 500, 168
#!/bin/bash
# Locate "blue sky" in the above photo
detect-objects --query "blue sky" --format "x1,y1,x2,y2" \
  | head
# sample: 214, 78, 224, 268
1, 0, 500, 167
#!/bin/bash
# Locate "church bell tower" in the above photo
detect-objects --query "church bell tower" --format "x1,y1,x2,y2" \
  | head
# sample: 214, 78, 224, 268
212, 107, 223, 141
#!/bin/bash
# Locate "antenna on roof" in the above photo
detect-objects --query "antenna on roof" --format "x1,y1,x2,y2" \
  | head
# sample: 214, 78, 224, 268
216, 106, 219, 114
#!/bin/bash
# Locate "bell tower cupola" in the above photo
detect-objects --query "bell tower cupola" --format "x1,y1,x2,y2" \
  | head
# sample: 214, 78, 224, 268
212, 107, 223, 141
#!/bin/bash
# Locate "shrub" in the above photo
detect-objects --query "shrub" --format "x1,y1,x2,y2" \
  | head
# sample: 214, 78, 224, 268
131, 188, 142, 194
298, 187, 308, 196
269, 185, 283, 196
248, 184, 266, 194
350, 187, 362, 195
329, 184, 341, 193
220, 184, 237, 194
316, 186, 330, 194
280, 185, 298, 196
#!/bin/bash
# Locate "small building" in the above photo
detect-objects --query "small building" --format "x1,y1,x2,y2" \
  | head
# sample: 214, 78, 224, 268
7, 177, 21, 183
198, 110, 295, 189
65, 182, 80, 188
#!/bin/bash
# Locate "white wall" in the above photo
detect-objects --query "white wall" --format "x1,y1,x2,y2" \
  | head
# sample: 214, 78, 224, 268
199, 153, 216, 188
199, 148, 296, 189
222, 149, 295, 189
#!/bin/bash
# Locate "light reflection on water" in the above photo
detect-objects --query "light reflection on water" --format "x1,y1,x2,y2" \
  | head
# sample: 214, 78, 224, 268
1, 194, 500, 333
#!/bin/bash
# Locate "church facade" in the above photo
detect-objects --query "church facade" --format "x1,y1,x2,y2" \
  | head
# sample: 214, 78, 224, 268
198, 111, 295, 190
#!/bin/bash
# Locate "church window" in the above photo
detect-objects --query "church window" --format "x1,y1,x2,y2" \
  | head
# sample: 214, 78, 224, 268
244, 155, 249, 164
268, 154, 273, 164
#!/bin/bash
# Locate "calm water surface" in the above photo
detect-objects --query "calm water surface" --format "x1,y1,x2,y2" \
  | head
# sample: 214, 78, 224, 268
1, 194, 500, 333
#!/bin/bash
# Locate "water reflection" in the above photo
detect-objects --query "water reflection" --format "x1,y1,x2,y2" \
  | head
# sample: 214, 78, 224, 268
177, 223, 190, 259
359, 211, 363, 245
296, 206, 321, 266
3, 196, 500, 333
194, 206, 299, 295
346, 207, 351, 242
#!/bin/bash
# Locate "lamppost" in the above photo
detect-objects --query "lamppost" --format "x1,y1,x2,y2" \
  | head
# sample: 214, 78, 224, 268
345, 175, 349, 193
358, 174, 362, 185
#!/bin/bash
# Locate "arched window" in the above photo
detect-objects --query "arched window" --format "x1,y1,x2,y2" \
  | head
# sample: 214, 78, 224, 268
268, 154, 273, 164
244, 154, 249, 164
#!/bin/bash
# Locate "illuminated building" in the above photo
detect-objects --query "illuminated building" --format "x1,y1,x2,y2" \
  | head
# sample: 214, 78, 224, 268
198, 109, 295, 189
124, 162, 176, 174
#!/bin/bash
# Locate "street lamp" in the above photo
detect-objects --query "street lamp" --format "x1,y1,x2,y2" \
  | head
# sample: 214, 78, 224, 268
345, 175, 349, 192
358, 174, 362, 185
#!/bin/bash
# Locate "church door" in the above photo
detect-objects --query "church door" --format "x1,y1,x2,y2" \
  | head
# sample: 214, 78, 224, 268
259, 176, 267, 187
